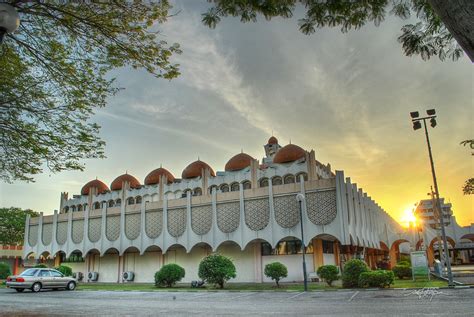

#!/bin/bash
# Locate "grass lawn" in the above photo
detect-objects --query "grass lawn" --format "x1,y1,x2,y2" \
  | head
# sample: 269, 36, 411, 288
392, 278, 447, 288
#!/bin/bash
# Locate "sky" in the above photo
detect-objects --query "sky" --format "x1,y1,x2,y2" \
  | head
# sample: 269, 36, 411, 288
1, 1, 473, 226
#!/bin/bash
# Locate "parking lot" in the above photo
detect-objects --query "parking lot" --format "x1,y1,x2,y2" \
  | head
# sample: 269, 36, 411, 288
1, 287, 473, 316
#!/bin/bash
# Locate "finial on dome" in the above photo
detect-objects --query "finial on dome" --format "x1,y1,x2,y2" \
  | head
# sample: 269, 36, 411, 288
160, 163, 162, 168
197, 156, 200, 161
241, 148, 243, 153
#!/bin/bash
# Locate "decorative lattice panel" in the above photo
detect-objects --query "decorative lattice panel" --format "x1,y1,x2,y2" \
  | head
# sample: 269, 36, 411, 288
56, 222, 68, 245
125, 214, 141, 240
88, 218, 101, 243
244, 198, 270, 231
42, 223, 53, 245
216, 202, 240, 233
145, 210, 163, 239
191, 205, 212, 236
72, 220, 84, 244
274, 195, 300, 228
167, 208, 186, 237
106, 216, 120, 241
28, 225, 38, 247
306, 190, 337, 225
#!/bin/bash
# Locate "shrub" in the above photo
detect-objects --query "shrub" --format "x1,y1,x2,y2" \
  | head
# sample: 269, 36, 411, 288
358, 270, 394, 288
0, 262, 11, 279
34, 264, 48, 268
154, 264, 185, 287
54, 265, 72, 277
399, 255, 411, 265
198, 254, 236, 289
317, 265, 340, 286
264, 262, 288, 287
342, 259, 369, 288
397, 260, 410, 267
392, 265, 412, 279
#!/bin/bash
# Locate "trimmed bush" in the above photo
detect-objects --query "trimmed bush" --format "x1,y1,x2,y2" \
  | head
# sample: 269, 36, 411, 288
317, 265, 340, 286
358, 270, 394, 288
392, 265, 412, 279
198, 254, 236, 289
54, 265, 72, 277
342, 259, 369, 288
34, 263, 48, 268
264, 262, 288, 287
0, 262, 11, 279
154, 264, 185, 287
399, 255, 411, 265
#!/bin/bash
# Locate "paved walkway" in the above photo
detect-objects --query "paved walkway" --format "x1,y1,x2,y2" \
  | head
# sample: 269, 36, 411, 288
1, 288, 473, 316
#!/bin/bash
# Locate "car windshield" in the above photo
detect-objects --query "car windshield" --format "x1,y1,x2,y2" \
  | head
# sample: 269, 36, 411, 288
20, 269, 38, 277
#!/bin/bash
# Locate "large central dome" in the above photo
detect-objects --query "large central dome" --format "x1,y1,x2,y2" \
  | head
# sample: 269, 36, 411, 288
225, 152, 254, 171
273, 144, 306, 164
181, 160, 215, 179
144, 167, 175, 185
110, 173, 141, 191
81, 179, 109, 195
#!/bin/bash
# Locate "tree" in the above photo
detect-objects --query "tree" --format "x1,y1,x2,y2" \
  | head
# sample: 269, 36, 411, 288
0, 207, 39, 245
0, 262, 12, 279
264, 262, 288, 287
1, 1, 181, 183
198, 253, 236, 289
154, 264, 185, 287
341, 259, 369, 288
54, 265, 73, 277
202, 0, 472, 62
316, 265, 340, 286
460, 139, 473, 195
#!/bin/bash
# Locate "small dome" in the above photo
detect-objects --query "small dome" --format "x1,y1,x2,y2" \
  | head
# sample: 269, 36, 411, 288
144, 167, 175, 185
182, 160, 216, 179
225, 152, 254, 171
110, 173, 141, 191
81, 179, 109, 195
268, 136, 278, 144
273, 144, 306, 164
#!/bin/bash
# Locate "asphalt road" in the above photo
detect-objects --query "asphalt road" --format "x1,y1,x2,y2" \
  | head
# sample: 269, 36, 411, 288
0, 287, 473, 316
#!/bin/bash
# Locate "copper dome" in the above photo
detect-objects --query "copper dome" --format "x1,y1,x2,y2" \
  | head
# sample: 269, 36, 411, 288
81, 179, 109, 195
273, 144, 306, 164
110, 173, 141, 191
144, 167, 175, 185
225, 152, 254, 172
181, 160, 216, 179
268, 136, 278, 144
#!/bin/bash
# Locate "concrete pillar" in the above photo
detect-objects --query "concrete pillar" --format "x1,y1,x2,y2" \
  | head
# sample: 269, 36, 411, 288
334, 241, 340, 267
313, 238, 324, 270
254, 242, 262, 283
54, 255, 61, 267
389, 245, 398, 269
13, 257, 19, 275
427, 246, 435, 267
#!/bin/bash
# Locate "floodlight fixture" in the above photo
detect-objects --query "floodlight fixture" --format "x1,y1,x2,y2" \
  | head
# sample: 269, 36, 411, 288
427, 109, 436, 116
413, 121, 422, 130
430, 118, 437, 128
410, 111, 420, 119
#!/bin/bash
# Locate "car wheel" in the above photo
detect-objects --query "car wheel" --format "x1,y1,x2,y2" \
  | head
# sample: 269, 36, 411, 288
67, 281, 76, 291
31, 282, 42, 293
15, 289, 25, 293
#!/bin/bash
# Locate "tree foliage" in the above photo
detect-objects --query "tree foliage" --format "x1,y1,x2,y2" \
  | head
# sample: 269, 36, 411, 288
0, 262, 12, 279
341, 259, 369, 288
198, 253, 236, 289
460, 139, 473, 195
1, 1, 181, 182
264, 262, 288, 287
317, 264, 340, 286
54, 265, 73, 277
0, 207, 39, 245
154, 264, 185, 287
202, 0, 466, 62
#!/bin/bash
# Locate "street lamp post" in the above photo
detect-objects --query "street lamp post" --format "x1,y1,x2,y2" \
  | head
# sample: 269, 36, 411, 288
296, 193, 308, 292
0, 3, 20, 44
410, 109, 454, 287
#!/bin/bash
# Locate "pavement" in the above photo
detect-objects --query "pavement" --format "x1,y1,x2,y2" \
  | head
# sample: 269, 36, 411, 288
1, 288, 474, 316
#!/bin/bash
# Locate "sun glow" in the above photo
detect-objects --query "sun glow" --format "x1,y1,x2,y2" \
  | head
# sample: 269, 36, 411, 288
400, 207, 417, 228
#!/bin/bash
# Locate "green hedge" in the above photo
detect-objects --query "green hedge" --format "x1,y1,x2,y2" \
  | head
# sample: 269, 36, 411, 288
317, 265, 340, 286
54, 265, 72, 277
392, 265, 412, 279
342, 259, 369, 288
0, 262, 11, 279
155, 264, 185, 287
358, 270, 394, 288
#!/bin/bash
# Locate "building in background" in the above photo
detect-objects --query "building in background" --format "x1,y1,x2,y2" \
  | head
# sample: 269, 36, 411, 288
0, 245, 24, 276
414, 198, 453, 229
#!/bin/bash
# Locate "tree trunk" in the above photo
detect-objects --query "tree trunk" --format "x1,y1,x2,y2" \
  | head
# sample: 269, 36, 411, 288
428, 0, 474, 62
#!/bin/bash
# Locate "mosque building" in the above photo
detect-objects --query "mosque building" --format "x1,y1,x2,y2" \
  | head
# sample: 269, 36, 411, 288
23, 137, 424, 283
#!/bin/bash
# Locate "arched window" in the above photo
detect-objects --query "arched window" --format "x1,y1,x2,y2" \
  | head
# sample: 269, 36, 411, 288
84, 203, 88, 210
272, 176, 283, 186
193, 187, 202, 196
242, 180, 251, 190
71, 206, 76, 212
220, 184, 229, 193
77, 205, 83, 212
230, 182, 240, 192
64, 206, 69, 213
259, 178, 269, 187
208, 185, 218, 194
127, 197, 135, 205
183, 189, 191, 198
108, 200, 115, 207
93, 202, 101, 210
295, 172, 308, 183
283, 174, 295, 184
135, 196, 142, 204
116, 199, 122, 206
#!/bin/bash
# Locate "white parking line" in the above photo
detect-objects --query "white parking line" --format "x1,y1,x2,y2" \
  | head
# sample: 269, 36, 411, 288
231, 292, 255, 300
287, 292, 305, 300
348, 291, 359, 302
